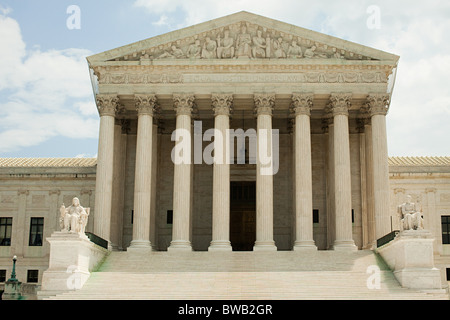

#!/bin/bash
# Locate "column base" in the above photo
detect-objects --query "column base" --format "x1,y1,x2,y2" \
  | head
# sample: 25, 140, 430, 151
332, 240, 358, 251
253, 241, 277, 252
208, 240, 232, 252
293, 240, 318, 251
128, 240, 153, 253
168, 240, 192, 252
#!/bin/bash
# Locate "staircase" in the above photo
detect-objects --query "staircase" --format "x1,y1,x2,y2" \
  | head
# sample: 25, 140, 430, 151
45, 250, 449, 300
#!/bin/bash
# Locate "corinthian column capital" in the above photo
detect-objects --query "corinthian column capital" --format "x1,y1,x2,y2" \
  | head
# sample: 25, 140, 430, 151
329, 93, 352, 116
173, 93, 195, 116
135, 94, 157, 116
212, 94, 233, 116
254, 93, 275, 116
291, 93, 313, 116
367, 93, 390, 116
96, 94, 119, 117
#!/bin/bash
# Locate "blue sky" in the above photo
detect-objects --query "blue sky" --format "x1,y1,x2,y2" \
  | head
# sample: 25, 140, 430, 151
0, 0, 449, 158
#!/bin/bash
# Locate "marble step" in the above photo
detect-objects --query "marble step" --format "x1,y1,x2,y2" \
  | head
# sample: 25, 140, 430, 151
45, 250, 450, 300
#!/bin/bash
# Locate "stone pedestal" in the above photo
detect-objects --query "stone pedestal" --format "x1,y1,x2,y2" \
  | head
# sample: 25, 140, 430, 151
2, 280, 23, 300
37, 232, 109, 299
376, 230, 443, 291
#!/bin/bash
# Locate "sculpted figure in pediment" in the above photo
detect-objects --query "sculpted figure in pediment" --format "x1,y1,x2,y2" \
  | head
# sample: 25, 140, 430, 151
201, 36, 217, 59
333, 48, 345, 59
217, 29, 235, 59
273, 37, 287, 58
186, 40, 202, 58
304, 45, 328, 59
236, 25, 252, 58
157, 45, 185, 59
252, 29, 267, 58
287, 40, 302, 58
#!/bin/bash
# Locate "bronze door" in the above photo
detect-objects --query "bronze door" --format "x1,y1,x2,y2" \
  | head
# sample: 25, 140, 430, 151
230, 181, 256, 251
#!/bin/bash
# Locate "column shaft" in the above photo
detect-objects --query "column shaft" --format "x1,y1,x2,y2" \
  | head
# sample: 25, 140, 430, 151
169, 94, 194, 252
371, 114, 391, 239
209, 94, 233, 252
254, 94, 277, 251
368, 94, 391, 240
110, 122, 125, 250
330, 94, 357, 251
292, 94, 316, 250
94, 94, 118, 245
364, 122, 376, 247
150, 124, 158, 250
325, 120, 336, 249
130, 94, 157, 250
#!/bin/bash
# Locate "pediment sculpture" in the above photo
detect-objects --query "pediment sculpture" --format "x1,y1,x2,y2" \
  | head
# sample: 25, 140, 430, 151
59, 197, 90, 235
397, 195, 424, 231
112, 21, 373, 62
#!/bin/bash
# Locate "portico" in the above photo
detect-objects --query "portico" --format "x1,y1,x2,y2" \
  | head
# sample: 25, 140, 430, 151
87, 11, 399, 252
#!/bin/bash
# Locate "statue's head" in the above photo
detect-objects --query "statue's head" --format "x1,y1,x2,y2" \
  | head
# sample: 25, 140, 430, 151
72, 197, 80, 206
406, 195, 412, 203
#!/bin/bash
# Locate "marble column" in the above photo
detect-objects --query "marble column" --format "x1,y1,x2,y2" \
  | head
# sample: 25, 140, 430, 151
94, 94, 119, 245
253, 94, 277, 251
291, 93, 317, 250
367, 93, 391, 240
168, 94, 195, 252
324, 117, 336, 249
363, 118, 376, 247
129, 94, 157, 251
150, 124, 159, 250
329, 93, 357, 251
209, 94, 233, 252
110, 121, 126, 251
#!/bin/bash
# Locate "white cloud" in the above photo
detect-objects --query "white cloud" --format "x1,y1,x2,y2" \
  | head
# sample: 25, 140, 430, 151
152, 14, 170, 27
0, 11, 98, 155
0, 5, 11, 16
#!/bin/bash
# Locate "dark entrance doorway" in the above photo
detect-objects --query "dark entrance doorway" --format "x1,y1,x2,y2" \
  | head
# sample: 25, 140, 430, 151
230, 181, 256, 251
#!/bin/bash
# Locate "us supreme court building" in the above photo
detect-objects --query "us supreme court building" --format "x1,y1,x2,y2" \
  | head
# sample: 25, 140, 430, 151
1, 12, 450, 298
88, 10, 397, 252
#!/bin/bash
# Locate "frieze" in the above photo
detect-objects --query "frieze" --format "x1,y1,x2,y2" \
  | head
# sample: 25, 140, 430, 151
97, 71, 387, 85
99, 73, 184, 85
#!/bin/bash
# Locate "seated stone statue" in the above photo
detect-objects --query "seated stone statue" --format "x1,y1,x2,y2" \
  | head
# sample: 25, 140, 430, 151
397, 195, 424, 231
217, 30, 234, 59
60, 197, 90, 235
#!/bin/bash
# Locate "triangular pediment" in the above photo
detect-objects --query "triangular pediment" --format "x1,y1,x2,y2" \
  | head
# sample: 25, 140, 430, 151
87, 11, 399, 65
